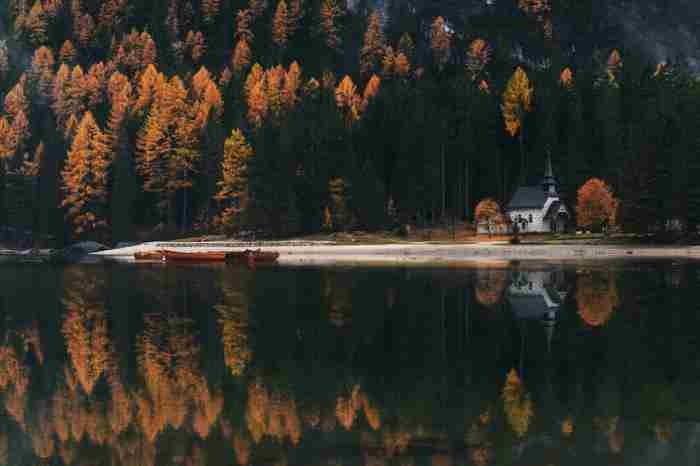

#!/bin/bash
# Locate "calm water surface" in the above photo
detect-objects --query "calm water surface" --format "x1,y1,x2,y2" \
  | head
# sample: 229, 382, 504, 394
0, 260, 699, 465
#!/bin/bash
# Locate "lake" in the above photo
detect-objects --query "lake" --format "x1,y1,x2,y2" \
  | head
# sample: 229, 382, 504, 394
0, 260, 699, 465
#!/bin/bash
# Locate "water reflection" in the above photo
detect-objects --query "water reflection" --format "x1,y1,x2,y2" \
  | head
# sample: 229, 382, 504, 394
0, 262, 698, 464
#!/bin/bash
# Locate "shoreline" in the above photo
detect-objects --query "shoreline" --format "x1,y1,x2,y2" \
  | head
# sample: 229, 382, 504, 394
93, 241, 700, 265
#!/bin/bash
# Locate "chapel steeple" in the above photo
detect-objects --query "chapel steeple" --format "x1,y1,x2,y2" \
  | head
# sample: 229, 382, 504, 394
542, 152, 557, 196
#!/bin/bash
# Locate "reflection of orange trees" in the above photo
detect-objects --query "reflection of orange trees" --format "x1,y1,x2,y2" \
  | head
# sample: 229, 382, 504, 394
302, 403, 321, 428
474, 270, 507, 307
595, 416, 623, 453
501, 369, 534, 438
114, 434, 157, 466
0, 343, 30, 396
466, 408, 492, 466
4, 386, 27, 427
654, 420, 672, 442
383, 427, 412, 458
136, 313, 221, 443
245, 378, 301, 445
561, 416, 574, 436
430, 453, 452, 466
335, 384, 361, 430
0, 431, 6, 464
469, 446, 491, 466
233, 432, 252, 465
576, 271, 619, 327
31, 402, 55, 459
216, 281, 252, 376
323, 272, 352, 327
19, 321, 44, 365
61, 269, 112, 395
246, 378, 269, 443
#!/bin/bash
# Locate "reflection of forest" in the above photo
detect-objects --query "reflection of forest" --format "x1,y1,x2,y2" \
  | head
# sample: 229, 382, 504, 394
0, 263, 698, 465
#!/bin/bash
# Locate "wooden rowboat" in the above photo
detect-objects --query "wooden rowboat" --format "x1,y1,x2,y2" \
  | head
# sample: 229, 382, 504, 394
161, 250, 227, 262
225, 249, 280, 264
134, 250, 166, 261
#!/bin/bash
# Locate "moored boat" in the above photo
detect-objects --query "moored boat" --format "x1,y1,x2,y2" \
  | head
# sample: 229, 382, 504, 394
134, 250, 166, 261
225, 249, 280, 264
161, 250, 227, 262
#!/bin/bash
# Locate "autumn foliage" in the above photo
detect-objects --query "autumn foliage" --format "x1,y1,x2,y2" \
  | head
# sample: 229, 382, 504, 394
576, 178, 618, 232
475, 198, 505, 235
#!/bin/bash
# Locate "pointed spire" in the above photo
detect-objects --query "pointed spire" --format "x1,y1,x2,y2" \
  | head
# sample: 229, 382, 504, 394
545, 151, 553, 178
542, 150, 557, 195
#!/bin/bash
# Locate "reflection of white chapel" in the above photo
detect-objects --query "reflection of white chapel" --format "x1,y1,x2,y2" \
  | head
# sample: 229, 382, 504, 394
507, 270, 568, 355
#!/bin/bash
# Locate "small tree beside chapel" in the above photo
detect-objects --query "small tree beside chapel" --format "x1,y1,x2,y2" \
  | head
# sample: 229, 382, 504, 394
475, 198, 505, 236
576, 178, 618, 233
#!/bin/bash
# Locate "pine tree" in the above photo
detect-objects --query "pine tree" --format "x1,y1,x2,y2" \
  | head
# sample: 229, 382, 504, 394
502, 67, 533, 179
360, 11, 386, 77
24, 1, 48, 45
320, 0, 343, 51
328, 177, 352, 230
282, 62, 302, 110
430, 17, 451, 71
246, 66, 268, 128
201, 0, 221, 24
29, 46, 55, 101
0, 41, 9, 80
249, 0, 267, 19
61, 112, 111, 238
335, 76, 360, 127
272, 0, 290, 52
136, 76, 200, 226
185, 31, 207, 63
232, 40, 252, 76
235, 9, 254, 42
214, 129, 253, 231
76, 14, 95, 48
360, 74, 380, 111
59, 40, 77, 64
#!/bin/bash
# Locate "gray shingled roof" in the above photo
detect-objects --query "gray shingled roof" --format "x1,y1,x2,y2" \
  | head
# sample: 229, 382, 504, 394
507, 186, 548, 210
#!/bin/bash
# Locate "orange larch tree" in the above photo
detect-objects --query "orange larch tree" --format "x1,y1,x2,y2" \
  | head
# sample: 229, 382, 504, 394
23, 1, 48, 46
214, 129, 254, 231
335, 75, 360, 127
360, 11, 386, 77
474, 198, 505, 236
272, 0, 290, 52
201, 0, 221, 24
360, 74, 380, 111
59, 40, 77, 65
576, 178, 618, 232
0, 41, 8, 80
282, 61, 302, 110
136, 76, 201, 226
430, 17, 451, 71
185, 30, 207, 63
232, 39, 252, 76
29, 46, 55, 101
61, 111, 111, 237
320, 0, 343, 51
249, 0, 267, 19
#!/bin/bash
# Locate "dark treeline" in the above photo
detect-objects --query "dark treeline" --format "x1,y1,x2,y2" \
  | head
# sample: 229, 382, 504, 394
0, 0, 699, 244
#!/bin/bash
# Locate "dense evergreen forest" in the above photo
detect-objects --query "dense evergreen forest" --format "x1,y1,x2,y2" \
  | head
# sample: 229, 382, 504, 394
0, 0, 699, 244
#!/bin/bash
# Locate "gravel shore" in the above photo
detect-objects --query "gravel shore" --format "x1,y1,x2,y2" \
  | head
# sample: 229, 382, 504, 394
93, 241, 700, 265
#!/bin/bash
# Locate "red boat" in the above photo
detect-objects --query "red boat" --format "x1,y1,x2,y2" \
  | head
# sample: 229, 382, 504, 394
134, 250, 166, 261
161, 250, 228, 262
225, 249, 280, 265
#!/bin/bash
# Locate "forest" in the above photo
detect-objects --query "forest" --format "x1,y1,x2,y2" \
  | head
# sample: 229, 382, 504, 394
0, 0, 699, 244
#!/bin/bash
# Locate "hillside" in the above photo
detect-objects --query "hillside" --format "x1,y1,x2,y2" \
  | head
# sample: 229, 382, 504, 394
0, 0, 699, 245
